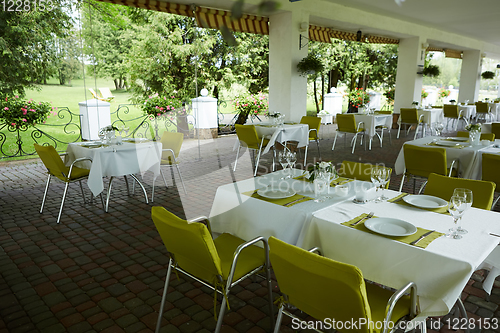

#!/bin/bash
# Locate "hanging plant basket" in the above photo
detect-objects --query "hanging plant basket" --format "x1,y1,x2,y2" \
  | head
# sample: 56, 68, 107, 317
297, 53, 324, 77
422, 65, 440, 77
481, 71, 495, 80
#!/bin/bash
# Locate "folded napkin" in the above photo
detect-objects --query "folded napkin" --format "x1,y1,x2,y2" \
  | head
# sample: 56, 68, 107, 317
243, 189, 313, 207
425, 141, 465, 149
388, 193, 449, 215
341, 213, 444, 249
81, 144, 107, 149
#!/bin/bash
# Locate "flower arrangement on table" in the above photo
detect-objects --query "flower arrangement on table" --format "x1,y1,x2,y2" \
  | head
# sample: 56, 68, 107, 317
303, 161, 337, 182
0, 96, 54, 129
465, 124, 481, 132
267, 111, 281, 118
449, 100, 456, 104
438, 88, 450, 98
141, 93, 182, 119
347, 88, 370, 109
421, 88, 429, 99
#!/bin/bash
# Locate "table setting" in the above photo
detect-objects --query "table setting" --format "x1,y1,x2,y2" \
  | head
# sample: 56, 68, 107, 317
353, 113, 392, 149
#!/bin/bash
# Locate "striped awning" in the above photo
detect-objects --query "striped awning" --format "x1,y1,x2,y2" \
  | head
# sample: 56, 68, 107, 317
195, 7, 269, 35
309, 25, 332, 43
330, 29, 358, 42
427, 47, 463, 59
311, 28, 400, 44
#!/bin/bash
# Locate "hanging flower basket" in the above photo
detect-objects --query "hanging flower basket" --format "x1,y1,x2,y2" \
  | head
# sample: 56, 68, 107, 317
297, 53, 324, 77
422, 65, 440, 77
481, 71, 495, 80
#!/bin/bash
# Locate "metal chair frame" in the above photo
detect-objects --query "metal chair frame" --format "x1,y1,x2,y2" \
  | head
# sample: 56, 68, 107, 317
234, 135, 271, 177
332, 120, 366, 154
399, 159, 458, 194
152, 147, 187, 201
397, 113, 425, 140
155, 217, 274, 333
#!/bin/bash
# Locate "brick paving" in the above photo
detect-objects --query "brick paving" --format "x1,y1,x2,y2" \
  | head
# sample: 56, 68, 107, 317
1, 121, 500, 333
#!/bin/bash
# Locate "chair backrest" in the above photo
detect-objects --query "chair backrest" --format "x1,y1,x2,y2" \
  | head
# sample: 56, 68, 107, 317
443, 104, 459, 118
336, 114, 357, 133
403, 145, 447, 178
34, 143, 69, 181
374, 110, 392, 114
400, 108, 419, 123
99, 87, 115, 99
151, 206, 223, 282
482, 153, 500, 190
160, 131, 183, 163
491, 123, 500, 139
300, 116, 321, 140
235, 124, 261, 150
338, 161, 392, 188
475, 102, 489, 113
88, 88, 100, 99
269, 237, 372, 330
431, 105, 443, 108
456, 131, 495, 141
424, 173, 495, 210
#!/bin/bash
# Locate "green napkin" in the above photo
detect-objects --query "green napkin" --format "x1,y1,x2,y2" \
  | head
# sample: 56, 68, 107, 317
341, 213, 444, 249
389, 193, 449, 214
243, 189, 313, 207
293, 175, 353, 187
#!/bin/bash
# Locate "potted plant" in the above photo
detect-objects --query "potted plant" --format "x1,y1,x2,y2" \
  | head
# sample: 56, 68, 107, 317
422, 65, 440, 77
482, 71, 495, 80
0, 95, 53, 129
297, 53, 324, 77
233, 92, 268, 125
347, 88, 370, 113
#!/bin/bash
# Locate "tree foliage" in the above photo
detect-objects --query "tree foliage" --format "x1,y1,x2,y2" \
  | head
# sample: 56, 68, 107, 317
0, 0, 73, 96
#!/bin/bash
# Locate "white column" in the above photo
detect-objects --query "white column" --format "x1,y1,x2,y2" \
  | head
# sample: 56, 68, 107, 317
394, 37, 424, 113
269, 11, 308, 122
459, 50, 482, 103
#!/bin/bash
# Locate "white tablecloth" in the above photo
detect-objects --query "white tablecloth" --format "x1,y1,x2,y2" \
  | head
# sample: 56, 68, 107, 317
418, 108, 444, 126
394, 136, 485, 179
254, 123, 309, 154
301, 194, 500, 318
467, 146, 500, 180
209, 169, 366, 246
66, 141, 162, 196
354, 114, 392, 149
459, 105, 476, 119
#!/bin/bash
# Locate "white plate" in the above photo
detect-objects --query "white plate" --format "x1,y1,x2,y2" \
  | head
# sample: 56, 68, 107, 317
403, 194, 448, 209
123, 138, 148, 142
257, 188, 296, 199
365, 218, 417, 237
446, 137, 469, 142
434, 140, 463, 147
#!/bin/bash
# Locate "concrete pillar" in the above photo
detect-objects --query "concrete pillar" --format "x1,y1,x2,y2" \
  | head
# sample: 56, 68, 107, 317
394, 37, 425, 114
269, 11, 308, 122
459, 50, 482, 103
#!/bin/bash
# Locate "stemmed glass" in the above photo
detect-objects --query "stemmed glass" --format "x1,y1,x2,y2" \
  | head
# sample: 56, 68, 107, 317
287, 150, 297, 177
370, 168, 381, 202
452, 188, 472, 235
123, 126, 130, 138
433, 123, 444, 136
278, 151, 289, 180
447, 195, 466, 239
376, 167, 390, 201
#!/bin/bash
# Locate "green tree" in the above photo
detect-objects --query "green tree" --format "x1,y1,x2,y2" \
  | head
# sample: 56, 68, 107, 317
0, 0, 72, 96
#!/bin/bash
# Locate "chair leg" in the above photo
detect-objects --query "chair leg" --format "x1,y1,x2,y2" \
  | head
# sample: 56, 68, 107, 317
79, 180, 86, 204
492, 195, 500, 211
175, 164, 187, 194
40, 174, 51, 213
332, 132, 339, 150
397, 123, 402, 138
351, 133, 357, 154
273, 304, 285, 333
413, 124, 419, 140
315, 139, 320, 159
388, 128, 392, 145
215, 291, 229, 333
456, 298, 470, 333
105, 177, 115, 213
304, 145, 308, 166
233, 145, 241, 171
124, 175, 130, 196
418, 180, 428, 194
155, 258, 174, 333
57, 182, 70, 224
254, 147, 263, 177
266, 252, 275, 331
399, 174, 406, 192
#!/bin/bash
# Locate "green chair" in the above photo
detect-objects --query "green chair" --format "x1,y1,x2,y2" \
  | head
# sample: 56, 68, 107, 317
491, 123, 500, 139
332, 114, 365, 154
34, 143, 98, 224
482, 153, 500, 210
475, 102, 492, 122
399, 144, 458, 194
151, 206, 274, 333
397, 108, 424, 140
456, 131, 495, 141
443, 104, 466, 131
338, 161, 392, 189
234, 124, 271, 176
424, 173, 496, 210
269, 236, 417, 333
300, 116, 322, 164
151, 131, 186, 201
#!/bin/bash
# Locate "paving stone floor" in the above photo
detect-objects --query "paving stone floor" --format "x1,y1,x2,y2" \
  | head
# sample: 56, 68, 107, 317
1, 123, 500, 333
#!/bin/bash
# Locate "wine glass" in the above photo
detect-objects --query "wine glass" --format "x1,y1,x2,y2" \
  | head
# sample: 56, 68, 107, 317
370, 168, 381, 202
278, 151, 289, 180
123, 126, 130, 138
452, 188, 472, 235
447, 195, 466, 239
287, 151, 297, 178
433, 123, 444, 136
377, 167, 390, 201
